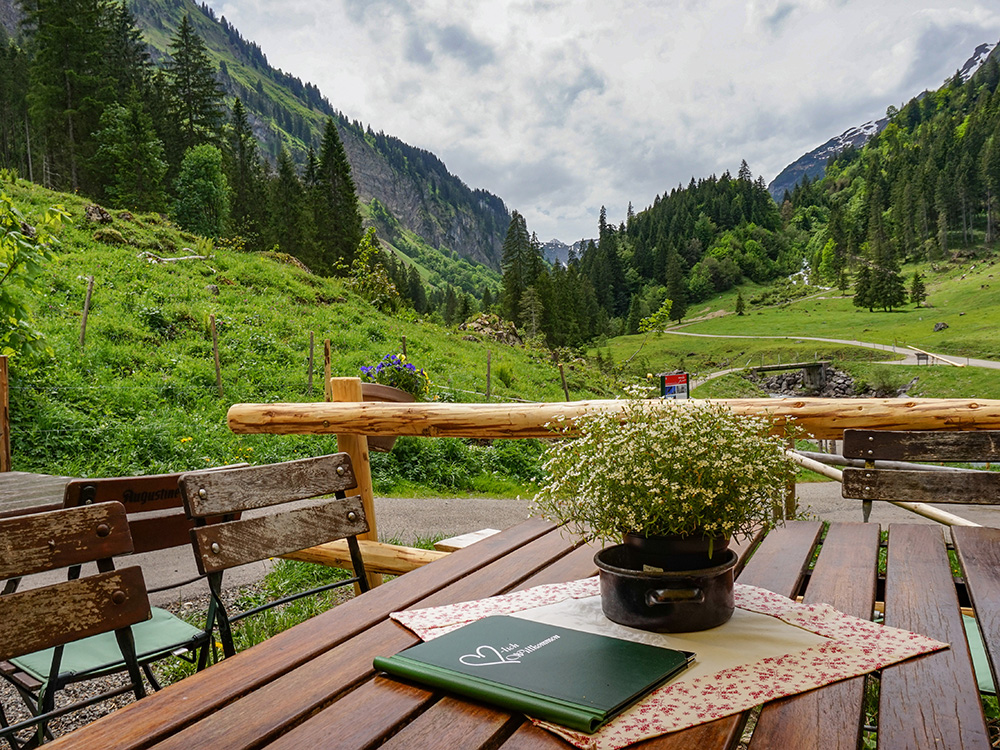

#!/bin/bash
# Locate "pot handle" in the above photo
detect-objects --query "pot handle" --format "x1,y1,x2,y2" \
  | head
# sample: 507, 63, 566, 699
646, 587, 705, 606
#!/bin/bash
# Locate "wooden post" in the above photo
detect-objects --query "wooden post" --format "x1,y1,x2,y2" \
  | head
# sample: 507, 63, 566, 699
79, 275, 94, 348
307, 332, 314, 395
401, 336, 407, 356
784, 435, 796, 519
486, 350, 492, 401
0, 355, 9, 472
558, 363, 569, 401
210, 314, 223, 397
324, 340, 332, 401
328, 376, 381, 587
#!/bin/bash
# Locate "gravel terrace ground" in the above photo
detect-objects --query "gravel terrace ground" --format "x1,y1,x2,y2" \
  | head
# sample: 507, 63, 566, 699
5, 484, 1000, 744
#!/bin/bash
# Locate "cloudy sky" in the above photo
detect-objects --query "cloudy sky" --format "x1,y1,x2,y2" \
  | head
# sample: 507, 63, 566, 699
204, 1, 1000, 242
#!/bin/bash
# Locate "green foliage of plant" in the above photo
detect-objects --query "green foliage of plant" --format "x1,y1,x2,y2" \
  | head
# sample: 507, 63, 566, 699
172, 144, 229, 237
638, 298, 673, 333
360, 352, 430, 399
0, 193, 67, 357
533, 400, 795, 544
370, 436, 544, 494
349, 228, 401, 311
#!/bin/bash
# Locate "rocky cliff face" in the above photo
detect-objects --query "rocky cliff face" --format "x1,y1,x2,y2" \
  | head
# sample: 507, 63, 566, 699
341, 125, 507, 270
0, 0, 20, 38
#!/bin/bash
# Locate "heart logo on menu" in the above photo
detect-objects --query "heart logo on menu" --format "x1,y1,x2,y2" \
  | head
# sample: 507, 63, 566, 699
459, 645, 519, 667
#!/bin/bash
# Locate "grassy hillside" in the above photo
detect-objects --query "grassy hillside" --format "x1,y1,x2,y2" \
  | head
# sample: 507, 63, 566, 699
4, 178, 612, 492
675, 256, 1000, 360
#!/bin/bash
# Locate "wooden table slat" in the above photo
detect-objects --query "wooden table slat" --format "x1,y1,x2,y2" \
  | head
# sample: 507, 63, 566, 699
264, 676, 430, 749
952, 526, 1000, 700
749, 522, 881, 750
265, 530, 605, 750
492, 720, 573, 749
141, 525, 582, 750
879, 524, 989, 749
377, 694, 521, 749
0, 471, 71, 518
617, 520, 824, 750
733, 520, 823, 596
46, 519, 561, 750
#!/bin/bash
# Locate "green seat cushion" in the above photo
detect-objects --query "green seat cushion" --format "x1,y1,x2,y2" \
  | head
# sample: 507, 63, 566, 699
963, 614, 996, 695
10, 607, 205, 683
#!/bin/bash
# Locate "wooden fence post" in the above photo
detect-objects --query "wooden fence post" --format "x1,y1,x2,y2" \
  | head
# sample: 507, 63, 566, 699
328, 376, 381, 587
210, 314, 223, 397
0, 355, 9, 472
784, 435, 796, 519
558, 363, 569, 401
486, 350, 492, 401
307, 332, 314, 395
324, 340, 332, 401
79, 275, 94, 348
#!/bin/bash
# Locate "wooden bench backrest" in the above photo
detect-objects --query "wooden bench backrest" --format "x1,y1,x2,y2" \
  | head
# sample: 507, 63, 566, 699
178, 453, 365, 575
63, 466, 247, 554
842, 429, 1000, 504
0, 502, 151, 660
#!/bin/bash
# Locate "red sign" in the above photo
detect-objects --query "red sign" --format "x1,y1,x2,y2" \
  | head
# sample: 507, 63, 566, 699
660, 372, 689, 400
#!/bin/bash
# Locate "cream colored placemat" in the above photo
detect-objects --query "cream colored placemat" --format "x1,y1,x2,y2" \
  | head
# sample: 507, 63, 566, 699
390, 579, 947, 750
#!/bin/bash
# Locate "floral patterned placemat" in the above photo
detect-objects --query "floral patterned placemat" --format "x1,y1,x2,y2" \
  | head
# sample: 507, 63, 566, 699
389, 578, 947, 750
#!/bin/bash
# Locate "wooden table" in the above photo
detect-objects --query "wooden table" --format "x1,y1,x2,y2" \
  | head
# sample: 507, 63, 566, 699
0, 471, 72, 518
48, 519, 999, 749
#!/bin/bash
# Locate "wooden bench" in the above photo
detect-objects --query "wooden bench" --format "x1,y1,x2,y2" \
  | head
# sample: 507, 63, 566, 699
842, 429, 1000, 522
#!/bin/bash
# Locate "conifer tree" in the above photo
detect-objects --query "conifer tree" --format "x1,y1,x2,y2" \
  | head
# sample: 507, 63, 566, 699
267, 147, 309, 261
226, 98, 268, 250
23, 0, 112, 192
310, 118, 362, 274
735, 290, 745, 316
664, 248, 688, 323
853, 265, 874, 312
626, 294, 642, 335
92, 93, 167, 211
104, 1, 151, 103
163, 15, 224, 166
520, 286, 543, 338
500, 210, 534, 325
910, 271, 927, 308
407, 265, 427, 313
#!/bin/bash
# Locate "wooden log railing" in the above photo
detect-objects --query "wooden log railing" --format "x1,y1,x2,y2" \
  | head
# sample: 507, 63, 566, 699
228, 397, 1000, 442
231, 395, 1000, 578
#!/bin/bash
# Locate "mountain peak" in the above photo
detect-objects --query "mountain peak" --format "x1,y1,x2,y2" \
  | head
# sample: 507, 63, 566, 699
768, 38, 999, 201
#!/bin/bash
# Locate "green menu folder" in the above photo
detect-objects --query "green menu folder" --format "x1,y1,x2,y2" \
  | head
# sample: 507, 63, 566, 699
374, 615, 695, 734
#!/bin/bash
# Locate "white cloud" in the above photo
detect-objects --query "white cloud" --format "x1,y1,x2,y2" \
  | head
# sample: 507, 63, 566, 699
206, 0, 1000, 241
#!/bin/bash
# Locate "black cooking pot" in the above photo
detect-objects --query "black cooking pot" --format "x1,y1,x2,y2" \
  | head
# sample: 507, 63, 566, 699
594, 544, 737, 632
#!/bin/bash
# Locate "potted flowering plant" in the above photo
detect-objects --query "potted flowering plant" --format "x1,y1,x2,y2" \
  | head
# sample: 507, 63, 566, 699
533, 399, 795, 631
359, 353, 430, 452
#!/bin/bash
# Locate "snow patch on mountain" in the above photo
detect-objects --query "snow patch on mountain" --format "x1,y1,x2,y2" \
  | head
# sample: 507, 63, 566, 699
767, 39, 998, 201
960, 42, 996, 81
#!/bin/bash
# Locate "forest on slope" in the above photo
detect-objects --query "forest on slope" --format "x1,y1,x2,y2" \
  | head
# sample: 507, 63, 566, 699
0, 0, 509, 287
